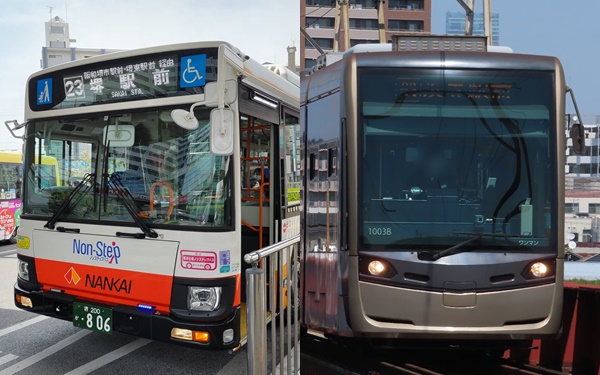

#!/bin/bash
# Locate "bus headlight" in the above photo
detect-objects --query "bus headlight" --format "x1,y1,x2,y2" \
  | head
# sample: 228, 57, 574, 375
188, 286, 221, 311
17, 260, 29, 281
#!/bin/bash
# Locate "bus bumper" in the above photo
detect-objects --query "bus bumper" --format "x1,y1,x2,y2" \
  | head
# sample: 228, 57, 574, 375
14, 283, 241, 350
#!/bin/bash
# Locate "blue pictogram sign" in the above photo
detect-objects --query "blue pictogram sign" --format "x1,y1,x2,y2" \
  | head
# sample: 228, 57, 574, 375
179, 54, 206, 88
37, 78, 53, 105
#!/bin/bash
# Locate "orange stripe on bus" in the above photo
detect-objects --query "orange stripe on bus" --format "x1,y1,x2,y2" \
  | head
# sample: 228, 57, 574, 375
36, 258, 173, 313
233, 273, 241, 307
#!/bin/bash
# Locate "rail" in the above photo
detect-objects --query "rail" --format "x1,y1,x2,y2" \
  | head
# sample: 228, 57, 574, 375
244, 235, 301, 375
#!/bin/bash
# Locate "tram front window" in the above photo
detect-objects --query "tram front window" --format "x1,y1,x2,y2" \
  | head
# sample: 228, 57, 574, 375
358, 68, 557, 252
23, 108, 232, 229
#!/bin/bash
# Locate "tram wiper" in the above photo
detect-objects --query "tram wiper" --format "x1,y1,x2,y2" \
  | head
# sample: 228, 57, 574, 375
419, 232, 540, 261
108, 173, 158, 239
44, 173, 96, 230
419, 234, 484, 261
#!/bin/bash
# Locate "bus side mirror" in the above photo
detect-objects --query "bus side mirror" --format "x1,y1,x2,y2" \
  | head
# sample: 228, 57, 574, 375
5, 120, 26, 139
210, 108, 234, 156
570, 122, 586, 155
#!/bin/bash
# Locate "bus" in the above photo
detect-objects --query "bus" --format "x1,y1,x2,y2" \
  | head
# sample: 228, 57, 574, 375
12, 41, 300, 350
0, 152, 59, 243
300, 41, 583, 350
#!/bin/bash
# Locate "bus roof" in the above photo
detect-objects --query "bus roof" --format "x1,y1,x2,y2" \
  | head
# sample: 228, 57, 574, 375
0, 151, 57, 165
26, 41, 299, 119
0, 151, 21, 164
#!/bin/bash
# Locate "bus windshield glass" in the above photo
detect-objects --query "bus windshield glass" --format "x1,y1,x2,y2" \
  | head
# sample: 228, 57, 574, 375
359, 68, 556, 251
23, 108, 232, 229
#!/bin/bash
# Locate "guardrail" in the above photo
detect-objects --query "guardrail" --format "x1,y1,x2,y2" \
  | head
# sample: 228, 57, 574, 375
244, 235, 301, 375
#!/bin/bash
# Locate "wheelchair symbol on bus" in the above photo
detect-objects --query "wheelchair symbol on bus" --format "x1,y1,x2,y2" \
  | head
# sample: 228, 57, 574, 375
179, 54, 206, 88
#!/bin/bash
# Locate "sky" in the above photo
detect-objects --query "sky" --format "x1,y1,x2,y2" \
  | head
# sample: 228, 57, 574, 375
0, 0, 299, 150
2, 1, 599, 150
431, 0, 600, 118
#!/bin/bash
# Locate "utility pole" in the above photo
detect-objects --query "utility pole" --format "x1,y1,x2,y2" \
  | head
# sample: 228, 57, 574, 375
333, 0, 350, 52
456, 0, 493, 45
482, 0, 492, 46
457, 0, 474, 35
377, 0, 386, 43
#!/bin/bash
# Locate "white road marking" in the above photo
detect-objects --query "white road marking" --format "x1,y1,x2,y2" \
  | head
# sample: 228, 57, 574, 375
0, 354, 18, 366
273, 351, 299, 375
0, 329, 91, 375
0, 316, 48, 338
63, 338, 151, 375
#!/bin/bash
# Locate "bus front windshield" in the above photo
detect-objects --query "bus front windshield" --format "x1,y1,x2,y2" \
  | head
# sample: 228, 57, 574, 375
359, 68, 556, 251
23, 108, 232, 229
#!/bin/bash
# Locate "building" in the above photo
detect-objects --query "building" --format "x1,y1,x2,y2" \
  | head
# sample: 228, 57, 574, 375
566, 115, 600, 177
445, 11, 499, 46
301, 0, 432, 70
41, 16, 120, 69
564, 178, 600, 244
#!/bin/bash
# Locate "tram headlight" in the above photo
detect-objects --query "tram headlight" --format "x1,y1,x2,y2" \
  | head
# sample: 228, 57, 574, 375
368, 260, 387, 276
530, 262, 549, 278
17, 260, 29, 281
522, 260, 554, 280
188, 286, 222, 311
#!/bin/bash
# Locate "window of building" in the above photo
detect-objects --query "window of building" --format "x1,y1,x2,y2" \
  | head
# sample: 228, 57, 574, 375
388, 0, 424, 10
565, 203, 580, 213
50, 26, 65, 34
305, 59, 317, 69
306, 0, 335, 6
49, 41, 66, 48
306, 17, 335, 29
388, 19, 424, 31
349, 0, 376, 9
350, 39, 380, 47
569, 163, 592, 175
349, 18, 379, 30
589, 203, 600, 214
306, 38, 334, 50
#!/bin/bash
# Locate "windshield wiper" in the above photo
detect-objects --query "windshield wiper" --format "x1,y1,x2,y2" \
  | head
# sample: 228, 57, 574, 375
44, 173, 96, 230
108, 173, 158, 239
422, 234, 484, 261
419, 232, 543, 261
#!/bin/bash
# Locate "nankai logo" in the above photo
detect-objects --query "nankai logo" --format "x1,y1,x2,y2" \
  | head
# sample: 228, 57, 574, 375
85, 274, 132, 294
64, 267, 81, 285
73, 239, 122, 264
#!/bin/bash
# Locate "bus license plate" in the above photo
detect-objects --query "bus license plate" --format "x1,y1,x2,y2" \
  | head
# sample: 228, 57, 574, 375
73, 302, 113, 334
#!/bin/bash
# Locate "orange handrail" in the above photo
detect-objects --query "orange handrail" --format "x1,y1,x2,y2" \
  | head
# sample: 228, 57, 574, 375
242, 220, 260, 232
149, 181, 174, 219
259, 182, 269, 248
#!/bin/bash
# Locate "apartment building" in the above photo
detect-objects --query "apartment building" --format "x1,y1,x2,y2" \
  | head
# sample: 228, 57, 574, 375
41, 16, 120, 69
301, 0, 431, 69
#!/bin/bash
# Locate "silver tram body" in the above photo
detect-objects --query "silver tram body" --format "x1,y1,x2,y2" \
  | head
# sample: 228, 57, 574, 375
300, 50, 564, 344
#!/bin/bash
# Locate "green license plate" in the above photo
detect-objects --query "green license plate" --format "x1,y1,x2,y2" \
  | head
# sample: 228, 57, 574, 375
73, 302, 113, 334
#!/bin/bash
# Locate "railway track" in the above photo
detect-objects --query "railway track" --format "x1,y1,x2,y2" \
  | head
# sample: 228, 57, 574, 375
301, 336, 568, 375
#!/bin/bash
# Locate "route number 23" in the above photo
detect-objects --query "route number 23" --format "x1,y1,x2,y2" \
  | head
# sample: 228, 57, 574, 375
64, 76, 85, 99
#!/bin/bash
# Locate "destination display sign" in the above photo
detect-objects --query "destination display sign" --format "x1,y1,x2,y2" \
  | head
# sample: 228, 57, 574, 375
360, 69, 553, 108
30, 48, 218, 111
